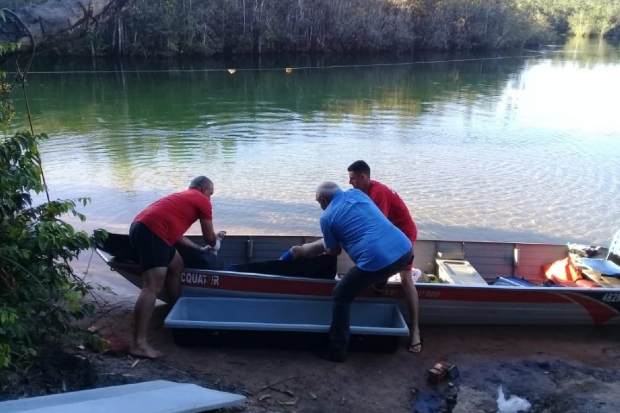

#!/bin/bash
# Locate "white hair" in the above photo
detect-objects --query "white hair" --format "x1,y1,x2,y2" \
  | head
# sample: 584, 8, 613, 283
316, 181, 341, 200
189, 176, 213, 190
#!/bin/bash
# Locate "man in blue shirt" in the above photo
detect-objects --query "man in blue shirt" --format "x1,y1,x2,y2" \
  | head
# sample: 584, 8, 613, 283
313, 181, 414, 362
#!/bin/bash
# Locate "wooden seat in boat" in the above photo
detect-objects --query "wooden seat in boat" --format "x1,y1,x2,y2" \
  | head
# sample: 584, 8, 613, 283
435, 258, 487, 286
578, 229, 620, 277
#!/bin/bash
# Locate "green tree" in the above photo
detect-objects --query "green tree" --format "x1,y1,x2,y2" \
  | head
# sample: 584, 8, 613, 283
0, 37, 107, 368
2, 0, 620, 56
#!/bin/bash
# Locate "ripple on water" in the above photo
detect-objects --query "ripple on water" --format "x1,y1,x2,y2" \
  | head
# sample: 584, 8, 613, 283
25, 45, 620, 245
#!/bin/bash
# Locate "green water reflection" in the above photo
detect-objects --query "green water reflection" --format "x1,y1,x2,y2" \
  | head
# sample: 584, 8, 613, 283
4, 38, 619, 244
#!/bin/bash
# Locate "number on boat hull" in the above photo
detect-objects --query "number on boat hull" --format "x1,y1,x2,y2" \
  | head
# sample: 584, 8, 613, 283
601, 293, 620, 303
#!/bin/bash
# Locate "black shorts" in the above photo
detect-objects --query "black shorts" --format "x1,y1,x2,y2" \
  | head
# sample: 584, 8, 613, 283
129, 221, 176, 272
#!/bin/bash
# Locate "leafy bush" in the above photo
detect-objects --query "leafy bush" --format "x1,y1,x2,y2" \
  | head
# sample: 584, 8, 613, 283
0, 42, 107, 369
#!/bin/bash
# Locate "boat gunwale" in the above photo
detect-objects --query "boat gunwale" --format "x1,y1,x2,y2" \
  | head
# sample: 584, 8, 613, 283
96, 248, 620, 293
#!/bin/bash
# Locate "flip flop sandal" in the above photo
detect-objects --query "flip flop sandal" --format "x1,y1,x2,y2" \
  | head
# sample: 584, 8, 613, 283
408, 337, 423, 353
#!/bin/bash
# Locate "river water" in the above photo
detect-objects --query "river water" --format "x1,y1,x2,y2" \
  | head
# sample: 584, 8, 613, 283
9, 38, 620, 245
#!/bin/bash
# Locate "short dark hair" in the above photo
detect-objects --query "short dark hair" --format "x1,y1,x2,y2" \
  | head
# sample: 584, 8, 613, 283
347, 160, 370, 176
189, 176, 213, 190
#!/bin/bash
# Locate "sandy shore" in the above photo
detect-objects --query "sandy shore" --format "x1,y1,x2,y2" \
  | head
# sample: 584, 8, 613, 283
86, 301, 620, 413
5, 255, 620, 413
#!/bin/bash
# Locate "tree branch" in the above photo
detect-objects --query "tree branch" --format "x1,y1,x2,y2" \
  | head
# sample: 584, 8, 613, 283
0, 0, 130, 53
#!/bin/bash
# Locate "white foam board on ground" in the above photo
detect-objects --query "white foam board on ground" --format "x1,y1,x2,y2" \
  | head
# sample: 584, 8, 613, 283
0, 379, 246, 413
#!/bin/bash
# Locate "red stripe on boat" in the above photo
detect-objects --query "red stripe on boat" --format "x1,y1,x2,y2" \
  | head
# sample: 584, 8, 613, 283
562, 292, 618, 325
182, 273, 573, 304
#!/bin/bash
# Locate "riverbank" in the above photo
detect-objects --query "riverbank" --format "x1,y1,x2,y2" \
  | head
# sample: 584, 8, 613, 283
86, 304, 620, 413
3, 258, 620, 412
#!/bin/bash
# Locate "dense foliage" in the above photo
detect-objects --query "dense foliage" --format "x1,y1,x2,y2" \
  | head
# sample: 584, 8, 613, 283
1, 0, 619, 56
0, 41, 107, 369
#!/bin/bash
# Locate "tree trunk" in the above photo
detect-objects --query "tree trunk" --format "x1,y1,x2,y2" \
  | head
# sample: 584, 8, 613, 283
0, 0, 130, 53
117, 16, 123, 54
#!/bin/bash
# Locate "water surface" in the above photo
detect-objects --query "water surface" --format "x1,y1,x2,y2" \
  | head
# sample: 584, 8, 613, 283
9, 38, 620, 245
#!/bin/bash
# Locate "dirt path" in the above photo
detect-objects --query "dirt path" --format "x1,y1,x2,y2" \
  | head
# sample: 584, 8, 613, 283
78, 295, 620, 413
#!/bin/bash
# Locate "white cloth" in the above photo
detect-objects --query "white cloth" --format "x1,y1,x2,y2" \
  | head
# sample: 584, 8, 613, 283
412, 268, 422, 282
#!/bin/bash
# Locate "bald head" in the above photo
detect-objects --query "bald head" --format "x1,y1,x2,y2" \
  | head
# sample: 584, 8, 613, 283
189, 176, 213, 190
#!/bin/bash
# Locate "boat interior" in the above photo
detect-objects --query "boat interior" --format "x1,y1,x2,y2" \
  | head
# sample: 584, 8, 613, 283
98, 231, 620, 289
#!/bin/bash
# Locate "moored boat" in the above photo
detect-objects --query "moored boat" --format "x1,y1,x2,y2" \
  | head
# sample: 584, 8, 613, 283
95, 233, 620, 326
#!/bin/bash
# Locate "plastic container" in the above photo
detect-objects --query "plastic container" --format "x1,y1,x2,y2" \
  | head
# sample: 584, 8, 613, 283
164, 296, 409, 353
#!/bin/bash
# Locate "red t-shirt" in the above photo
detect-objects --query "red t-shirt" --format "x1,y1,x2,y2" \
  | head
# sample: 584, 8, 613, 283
133, 189, 213, 246
368, 180, 417, 242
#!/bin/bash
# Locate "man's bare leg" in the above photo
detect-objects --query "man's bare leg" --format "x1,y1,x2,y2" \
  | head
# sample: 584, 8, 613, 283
131, 267, 167, 359
164, 251, 184, 306
291, 239, 325, 258
400, 268, 422, 353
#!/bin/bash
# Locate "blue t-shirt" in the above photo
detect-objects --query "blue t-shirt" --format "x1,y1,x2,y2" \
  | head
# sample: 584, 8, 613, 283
320, 189, 412, 271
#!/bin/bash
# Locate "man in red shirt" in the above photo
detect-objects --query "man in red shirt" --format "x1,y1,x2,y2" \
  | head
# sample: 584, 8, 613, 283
129, 176, 223, 358
347, 160, 422, 353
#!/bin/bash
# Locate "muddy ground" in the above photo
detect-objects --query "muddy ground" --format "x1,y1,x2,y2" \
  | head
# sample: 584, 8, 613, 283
3, 258, 620, 413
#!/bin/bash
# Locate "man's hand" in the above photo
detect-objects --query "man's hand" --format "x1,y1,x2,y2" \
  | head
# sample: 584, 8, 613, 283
325, 245, 342, 256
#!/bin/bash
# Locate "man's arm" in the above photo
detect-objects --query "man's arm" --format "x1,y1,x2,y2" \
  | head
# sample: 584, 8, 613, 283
320, 217, 342, 256
324, 243, 342, 256
176, 236, 202, 250
199, 219, 218, 247
291, 239, 326, 258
